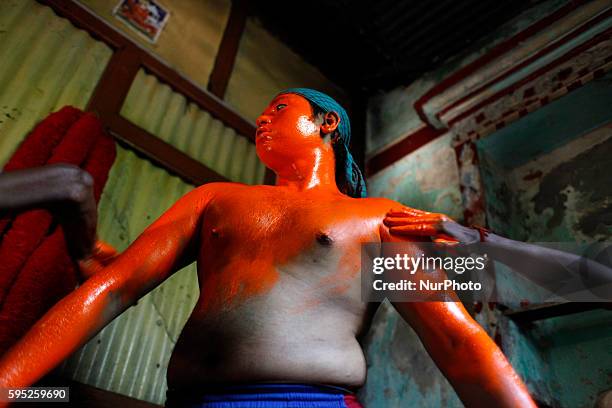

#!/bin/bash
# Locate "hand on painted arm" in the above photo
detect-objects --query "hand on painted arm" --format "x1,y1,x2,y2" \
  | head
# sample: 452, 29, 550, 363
0, 184, 217, 390
385, 207, 612, 293
384, 207, 479, 244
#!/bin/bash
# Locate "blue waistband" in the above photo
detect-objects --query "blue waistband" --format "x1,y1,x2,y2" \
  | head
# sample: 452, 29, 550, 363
166, 383, 353, 408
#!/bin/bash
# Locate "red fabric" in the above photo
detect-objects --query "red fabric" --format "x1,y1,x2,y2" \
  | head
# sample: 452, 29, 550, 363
0, 230, 76, 352
0, 209, 52, 304
83, 126, 117, 202
2, 106, 82, 171
0, 112, 101, 306
0, 107, 116, 355
344, 395, 364, 408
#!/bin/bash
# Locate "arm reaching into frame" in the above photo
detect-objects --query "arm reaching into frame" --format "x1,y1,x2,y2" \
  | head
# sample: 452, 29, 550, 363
0, 164, 118, 279
0, 183, 219, 390
384, 207, 612, 292
0, 164, 98, 260
379, 225, 536, 408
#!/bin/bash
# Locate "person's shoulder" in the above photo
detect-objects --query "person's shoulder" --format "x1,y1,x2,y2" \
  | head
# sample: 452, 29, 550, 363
339, 196, 403, 220
354, 196, 399, 210
189, 181, 262, 197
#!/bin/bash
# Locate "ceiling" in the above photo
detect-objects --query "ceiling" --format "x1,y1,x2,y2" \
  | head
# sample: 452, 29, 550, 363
251, 0, 543, 94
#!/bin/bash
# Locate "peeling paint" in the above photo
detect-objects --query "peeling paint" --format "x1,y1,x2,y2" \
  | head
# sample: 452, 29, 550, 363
367, 133, 463, 221
533, 137, 612, 238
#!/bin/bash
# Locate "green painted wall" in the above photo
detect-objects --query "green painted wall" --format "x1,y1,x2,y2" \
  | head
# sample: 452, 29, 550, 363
366, 132, 463, 220
0, 0, 112, 165
363, 0, 611, 407
476, 75, 612, 408
0, 1, 260, 404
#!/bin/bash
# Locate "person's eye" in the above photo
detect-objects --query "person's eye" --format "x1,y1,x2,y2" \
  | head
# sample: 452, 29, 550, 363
276, 104, 287, 111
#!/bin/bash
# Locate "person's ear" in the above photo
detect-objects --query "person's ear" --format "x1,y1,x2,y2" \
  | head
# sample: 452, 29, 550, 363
321, 111, 340, 135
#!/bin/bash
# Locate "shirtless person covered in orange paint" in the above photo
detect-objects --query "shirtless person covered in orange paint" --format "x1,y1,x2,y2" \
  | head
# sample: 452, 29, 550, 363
0, 89, 536, 407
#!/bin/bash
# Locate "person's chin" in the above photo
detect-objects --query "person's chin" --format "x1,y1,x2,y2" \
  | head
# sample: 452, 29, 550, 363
256, 144, 279, 168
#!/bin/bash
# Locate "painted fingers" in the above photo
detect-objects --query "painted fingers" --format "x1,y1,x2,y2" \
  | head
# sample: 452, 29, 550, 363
77, 240, 118, 280
384, 207, 458, 243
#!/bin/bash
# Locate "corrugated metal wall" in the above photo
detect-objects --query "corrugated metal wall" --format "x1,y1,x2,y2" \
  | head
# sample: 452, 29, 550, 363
121, 69, 266, 184
62, 71, 267, 404
2, 1, 265, 405
0, 0, 112, 165
57, 146, 199, 404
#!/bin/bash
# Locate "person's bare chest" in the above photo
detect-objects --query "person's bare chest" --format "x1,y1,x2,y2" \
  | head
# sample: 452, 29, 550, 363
200, 187, 381, 259
193, 186, 384, 312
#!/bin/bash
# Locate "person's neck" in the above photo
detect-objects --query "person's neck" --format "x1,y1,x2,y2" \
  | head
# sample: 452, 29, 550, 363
275, 145, 339, 195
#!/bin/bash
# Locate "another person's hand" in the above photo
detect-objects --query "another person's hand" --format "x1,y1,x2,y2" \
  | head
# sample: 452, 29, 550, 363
384, 207, 479, 244
77, 240, 118, 280
0, 164, 99, 260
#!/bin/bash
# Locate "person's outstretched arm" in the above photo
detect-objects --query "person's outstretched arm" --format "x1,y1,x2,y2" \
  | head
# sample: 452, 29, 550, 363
379, 226, 536, 407
0, 183, 218, 389
384, 207, 612, 291
393, 300, 536, 407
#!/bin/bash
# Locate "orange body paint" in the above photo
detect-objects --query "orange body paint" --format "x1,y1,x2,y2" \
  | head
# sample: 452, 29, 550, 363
0, 93, 535, 408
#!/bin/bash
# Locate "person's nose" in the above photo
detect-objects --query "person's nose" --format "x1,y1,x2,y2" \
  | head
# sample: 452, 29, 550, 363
256, 114, 270, 127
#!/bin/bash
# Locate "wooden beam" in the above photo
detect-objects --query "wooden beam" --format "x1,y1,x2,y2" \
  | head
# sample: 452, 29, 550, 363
87, 46, 141, 116
38, 0, 126, 48
208, 0, 249, 98
505, 302, 610, 323
39, 0, 256, 142
366, 126, 445, 176
106, 115, 228, 186
38, 0, 275, 186
140, 51, 256, 141
85, 47, 229, 186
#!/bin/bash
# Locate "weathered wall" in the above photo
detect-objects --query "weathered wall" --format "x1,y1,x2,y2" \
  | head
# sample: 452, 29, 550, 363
478, 75, 612, 242
78, 1, 347, 123
365, 0, 570, 157
0, 0, 257, 404
476, 75, 612, 408
1, 1, 350, 405
78, 0, 231, 89
0, 0, 112, 165
363, 0, 612, 407
366, 133, 463, 220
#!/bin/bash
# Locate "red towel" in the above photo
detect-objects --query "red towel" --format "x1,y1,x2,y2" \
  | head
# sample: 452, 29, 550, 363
0, 106, 116, 355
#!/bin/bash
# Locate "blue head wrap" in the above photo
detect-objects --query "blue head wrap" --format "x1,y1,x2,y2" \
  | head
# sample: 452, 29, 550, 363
278, 88, 367, 198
